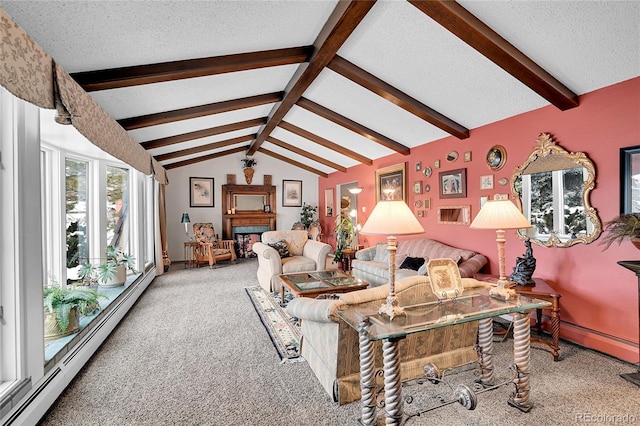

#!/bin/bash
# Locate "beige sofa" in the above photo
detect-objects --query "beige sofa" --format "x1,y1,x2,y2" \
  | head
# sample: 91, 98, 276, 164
352, 238, 488, 286
286, 275, 490, 405
252, 230, 332, 292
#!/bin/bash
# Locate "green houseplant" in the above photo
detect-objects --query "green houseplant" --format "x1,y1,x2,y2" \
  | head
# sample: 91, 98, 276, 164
44, 285, 106, 339
300, 203, 318, 229
78, 245, 136, 287
333, 213, 355, 263
600, 213, 640, 250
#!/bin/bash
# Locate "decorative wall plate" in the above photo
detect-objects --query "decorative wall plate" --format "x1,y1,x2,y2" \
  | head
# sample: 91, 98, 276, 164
423, 166, 432, 177
414, 199, 423, 208
486, 145, 507, 171
424, 184, 431, 192
446, 151, 459, 162
498, 177, 509, 186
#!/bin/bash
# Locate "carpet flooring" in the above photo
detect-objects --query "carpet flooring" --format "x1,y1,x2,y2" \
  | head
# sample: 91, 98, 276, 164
39, 259, 640, 425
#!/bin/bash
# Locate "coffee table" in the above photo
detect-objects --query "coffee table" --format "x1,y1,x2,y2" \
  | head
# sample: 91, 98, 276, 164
277, 270, 368, 303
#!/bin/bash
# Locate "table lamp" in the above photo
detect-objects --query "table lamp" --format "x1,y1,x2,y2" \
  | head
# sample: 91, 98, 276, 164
359, 201, 424, 319
181, 212, 191, 239
470, 199, 532, 300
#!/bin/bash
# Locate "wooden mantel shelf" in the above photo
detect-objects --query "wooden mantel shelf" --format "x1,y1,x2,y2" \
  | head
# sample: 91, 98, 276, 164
221, 184, 277, 240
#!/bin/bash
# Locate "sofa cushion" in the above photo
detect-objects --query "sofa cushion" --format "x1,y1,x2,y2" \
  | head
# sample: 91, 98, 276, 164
374, 243, 388, 263
267, 239, 290, 258
282, 256, 316, 273
397, 239, 476, 262
399, 256, 426, 271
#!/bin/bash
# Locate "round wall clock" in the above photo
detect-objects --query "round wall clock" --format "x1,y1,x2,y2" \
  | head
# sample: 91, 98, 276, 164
486, 145, 507, 171
423, 166, 432, 177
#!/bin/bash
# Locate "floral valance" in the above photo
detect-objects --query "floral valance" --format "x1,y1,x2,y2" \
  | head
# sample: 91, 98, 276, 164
0, 8, 168, 183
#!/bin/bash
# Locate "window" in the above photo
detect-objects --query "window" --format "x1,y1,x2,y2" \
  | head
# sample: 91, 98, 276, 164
66, 158, 89, 282
106, 165, 129, 252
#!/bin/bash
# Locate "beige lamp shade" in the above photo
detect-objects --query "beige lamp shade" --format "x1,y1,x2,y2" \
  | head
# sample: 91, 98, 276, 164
470, 200, 532, 230
360, 201, 424, 236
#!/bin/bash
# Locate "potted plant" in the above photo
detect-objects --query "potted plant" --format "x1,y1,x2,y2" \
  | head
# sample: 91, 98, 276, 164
44, 284, 106, 340
600, 213, 640, 250
333, 213, 355, 264
300, 203, 318, 229
240, 156, 257, 184
79, 246, 137, 287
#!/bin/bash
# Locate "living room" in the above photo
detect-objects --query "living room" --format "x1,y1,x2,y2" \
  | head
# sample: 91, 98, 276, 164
1, 1, 639, 425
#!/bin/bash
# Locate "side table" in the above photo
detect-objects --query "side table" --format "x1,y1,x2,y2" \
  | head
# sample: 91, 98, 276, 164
183, 241, 199, 269
340, 249, 356, 273
476, 274, 561, 361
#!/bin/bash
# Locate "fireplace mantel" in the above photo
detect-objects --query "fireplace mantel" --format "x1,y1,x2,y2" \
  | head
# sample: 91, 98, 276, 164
222, 184, 277, 239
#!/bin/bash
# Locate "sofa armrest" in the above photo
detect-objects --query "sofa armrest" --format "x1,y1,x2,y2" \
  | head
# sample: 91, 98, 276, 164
252, 242, 282, 271
355, 246, 376, 261
458, 254, 488, 278
287, 297, 344, 322
302, 239, 332, 269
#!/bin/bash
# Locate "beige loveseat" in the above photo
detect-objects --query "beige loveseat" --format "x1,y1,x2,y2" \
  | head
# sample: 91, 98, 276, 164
286, 275, 490, 405
352, 238, 488, 287
252, 230, 332, 292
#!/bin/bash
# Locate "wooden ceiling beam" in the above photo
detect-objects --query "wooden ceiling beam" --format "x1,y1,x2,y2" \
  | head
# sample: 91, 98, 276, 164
163, 146, 249, 170
328, 56, 469, 139
141, 118, 265, 150
247, 0, 377, 155
267, 136, 347, 172
118, 92, 282, 130
297, 97, 410, 155
408, 0, 578, 110
258, 148, 328, 177
71, 46, 314, 91
154, 134, 255, 162
280, 121, 373, 165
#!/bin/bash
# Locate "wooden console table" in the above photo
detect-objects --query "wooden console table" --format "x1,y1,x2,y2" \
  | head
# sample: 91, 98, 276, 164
476, 274, 561, 361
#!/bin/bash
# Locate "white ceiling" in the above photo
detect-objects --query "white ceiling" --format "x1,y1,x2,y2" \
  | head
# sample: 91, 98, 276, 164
3, 1, 639, 174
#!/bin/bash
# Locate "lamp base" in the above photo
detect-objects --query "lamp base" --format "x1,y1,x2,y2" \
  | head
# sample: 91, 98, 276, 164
379, 295, 406, 320
489, 279, 517, 301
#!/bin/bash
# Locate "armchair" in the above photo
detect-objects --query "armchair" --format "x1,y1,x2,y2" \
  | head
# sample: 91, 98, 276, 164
252, 230, 332, 292
286, 275, 491, 405
192, 223, 237, 268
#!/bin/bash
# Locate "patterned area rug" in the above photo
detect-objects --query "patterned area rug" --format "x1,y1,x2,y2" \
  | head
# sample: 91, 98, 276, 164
245, 286, 303, 363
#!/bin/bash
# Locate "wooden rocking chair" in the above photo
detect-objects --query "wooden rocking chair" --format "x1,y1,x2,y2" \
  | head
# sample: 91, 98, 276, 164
192, 223, 237, 268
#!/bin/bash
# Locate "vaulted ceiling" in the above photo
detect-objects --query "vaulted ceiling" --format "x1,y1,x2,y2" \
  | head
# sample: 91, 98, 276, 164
3, 1, 639, 177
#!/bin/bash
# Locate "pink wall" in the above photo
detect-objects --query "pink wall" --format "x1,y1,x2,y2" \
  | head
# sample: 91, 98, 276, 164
319, 77, 640, 363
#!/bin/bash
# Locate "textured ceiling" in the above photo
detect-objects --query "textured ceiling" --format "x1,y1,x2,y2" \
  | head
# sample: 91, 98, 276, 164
3, 0, 639, 175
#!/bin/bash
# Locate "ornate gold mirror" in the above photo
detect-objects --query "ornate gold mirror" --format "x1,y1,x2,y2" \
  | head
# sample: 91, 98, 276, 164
510, 133, 602, 248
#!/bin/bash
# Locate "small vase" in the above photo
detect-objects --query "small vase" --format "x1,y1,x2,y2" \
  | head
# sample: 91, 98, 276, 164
243, 168, 255, 184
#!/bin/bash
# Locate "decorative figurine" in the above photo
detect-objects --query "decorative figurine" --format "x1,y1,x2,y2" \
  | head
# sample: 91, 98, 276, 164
509, 239, 536, 285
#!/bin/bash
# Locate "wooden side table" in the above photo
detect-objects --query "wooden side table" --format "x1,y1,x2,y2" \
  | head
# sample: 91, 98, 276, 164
183, 241, 199, 269
476, 274, 562, 361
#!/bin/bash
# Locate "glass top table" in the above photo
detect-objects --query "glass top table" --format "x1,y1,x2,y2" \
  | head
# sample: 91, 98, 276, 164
277, 270, 368, 303
337, 288, 551, 341
337, 288, 551, 425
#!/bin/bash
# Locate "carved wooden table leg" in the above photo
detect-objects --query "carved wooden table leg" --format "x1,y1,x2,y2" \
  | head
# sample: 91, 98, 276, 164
477, 317, 495, 386
509, 312, 533, 412
382, 337, 403, 425
357, 318, 377, 426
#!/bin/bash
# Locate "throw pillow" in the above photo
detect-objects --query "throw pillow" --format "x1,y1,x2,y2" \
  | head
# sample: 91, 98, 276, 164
399, 256, 426, 271
268, 240, 290, 258
417, 262, 428, 276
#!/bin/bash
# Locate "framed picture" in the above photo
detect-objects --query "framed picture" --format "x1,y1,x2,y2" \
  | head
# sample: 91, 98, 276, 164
480, 195, 489, 208
375, 163, 406, 202
324, 188, 334, 217
415, 161, 422, 172
424, 198, 431, 210
434, 160, 440, 169
263, 204, 271, 213
480, 175, 494, 190
282, 180, 302, 207
620, 145, 640, 214
417, 210, 424, 218
189, 177, 214, 207
413, 181, 423, 195
464, 151, 472, 162
439, 168, 467, 199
